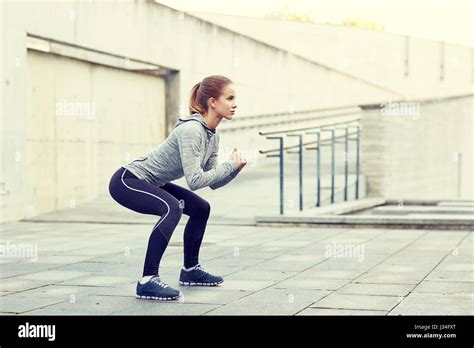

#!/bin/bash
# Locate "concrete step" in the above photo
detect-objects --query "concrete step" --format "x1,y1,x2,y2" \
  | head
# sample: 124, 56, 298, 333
256, 214, 474, 229
373, 206, 474, 215
437, 201, 474, 208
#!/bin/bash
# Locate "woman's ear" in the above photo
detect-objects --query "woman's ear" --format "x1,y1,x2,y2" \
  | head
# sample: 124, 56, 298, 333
208, 97, 216, 109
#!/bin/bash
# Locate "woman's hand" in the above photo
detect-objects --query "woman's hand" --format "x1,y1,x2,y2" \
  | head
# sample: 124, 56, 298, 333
231, 148, 247, 170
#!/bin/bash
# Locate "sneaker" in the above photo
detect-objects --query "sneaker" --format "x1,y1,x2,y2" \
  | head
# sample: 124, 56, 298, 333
179, 264, 224, 286
136, 275, 182, 301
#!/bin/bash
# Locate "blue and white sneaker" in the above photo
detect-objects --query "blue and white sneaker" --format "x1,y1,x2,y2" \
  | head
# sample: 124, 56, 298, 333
179, 264, 224, 286
136, 275, 182, 301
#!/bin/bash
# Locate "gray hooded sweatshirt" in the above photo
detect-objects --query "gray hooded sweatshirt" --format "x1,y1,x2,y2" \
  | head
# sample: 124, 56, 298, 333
122, 113, 240, 191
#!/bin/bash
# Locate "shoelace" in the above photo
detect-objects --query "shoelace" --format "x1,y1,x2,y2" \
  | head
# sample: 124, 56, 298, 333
194, 264, 207, 273
193, 265, 212, 279
150, 277, 169, 288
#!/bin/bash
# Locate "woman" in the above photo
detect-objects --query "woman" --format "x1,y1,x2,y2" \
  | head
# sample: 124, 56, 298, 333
108, 75, 247, 301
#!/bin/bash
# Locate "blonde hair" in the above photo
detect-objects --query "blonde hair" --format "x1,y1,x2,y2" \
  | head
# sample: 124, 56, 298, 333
189, 75, 233, 115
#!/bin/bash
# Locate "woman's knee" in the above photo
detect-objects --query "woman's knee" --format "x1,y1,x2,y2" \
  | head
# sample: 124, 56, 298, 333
167, 199, 184, 222
203, 199, 211, 214
196, 199, 211, 218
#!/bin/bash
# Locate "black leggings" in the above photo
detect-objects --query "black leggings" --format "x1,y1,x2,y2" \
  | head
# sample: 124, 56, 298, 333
108, 167, 210, 276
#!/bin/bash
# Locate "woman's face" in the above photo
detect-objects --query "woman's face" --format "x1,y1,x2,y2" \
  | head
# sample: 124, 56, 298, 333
209, 84, 237, 120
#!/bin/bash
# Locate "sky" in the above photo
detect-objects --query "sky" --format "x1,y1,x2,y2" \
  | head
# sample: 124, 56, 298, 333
156, 0, 474, 47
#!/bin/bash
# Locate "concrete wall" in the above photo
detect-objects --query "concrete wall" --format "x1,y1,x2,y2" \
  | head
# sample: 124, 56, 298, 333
360, 95, 474, 200
281, 25, 474, 99
0, 0, 410, 223
23, 51, 166, 219
190, 13, 474, 100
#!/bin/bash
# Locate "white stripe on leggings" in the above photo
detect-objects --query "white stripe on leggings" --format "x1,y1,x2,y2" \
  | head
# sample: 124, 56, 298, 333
121, 168, 170, 234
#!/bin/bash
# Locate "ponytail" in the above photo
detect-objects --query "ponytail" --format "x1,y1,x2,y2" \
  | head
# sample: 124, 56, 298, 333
189, 82, 205, 115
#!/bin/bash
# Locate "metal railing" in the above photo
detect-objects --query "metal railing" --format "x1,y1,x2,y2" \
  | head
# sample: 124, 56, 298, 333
259, 119, 361, 215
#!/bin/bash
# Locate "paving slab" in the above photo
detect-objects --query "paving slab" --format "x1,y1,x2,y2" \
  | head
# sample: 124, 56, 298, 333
411, 281, 473, 295
21, 295, 139, 315
297, 308, 387, 315
111, 302, 220, 315
204, 288, 331, 315
389, 293, 474, 315
310, 293, 402, 311
274, 277, 350, 291
0, 296, 68, 314
337, 283, 414, 297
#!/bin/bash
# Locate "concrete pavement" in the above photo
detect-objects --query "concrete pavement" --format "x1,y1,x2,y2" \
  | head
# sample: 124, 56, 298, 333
1, 219, 472, 315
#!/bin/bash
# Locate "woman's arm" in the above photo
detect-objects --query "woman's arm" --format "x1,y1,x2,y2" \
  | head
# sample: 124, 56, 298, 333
177, 124, 239, 191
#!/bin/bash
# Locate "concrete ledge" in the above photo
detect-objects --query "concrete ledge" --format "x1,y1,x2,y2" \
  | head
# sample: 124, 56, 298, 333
437, 201, 474, 207
384, 199, 474, 206
255, 214, 474, 230
297, 198, 386, 216
373, 206, 474, 215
